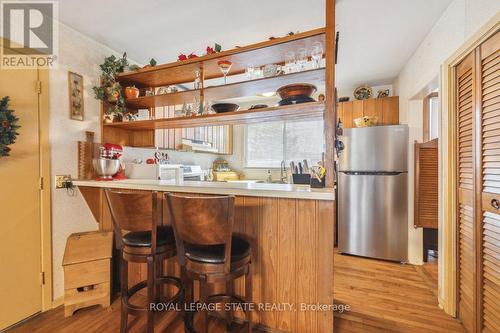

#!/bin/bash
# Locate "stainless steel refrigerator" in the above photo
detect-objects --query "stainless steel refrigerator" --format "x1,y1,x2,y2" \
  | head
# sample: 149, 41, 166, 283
338, 125, 408, 262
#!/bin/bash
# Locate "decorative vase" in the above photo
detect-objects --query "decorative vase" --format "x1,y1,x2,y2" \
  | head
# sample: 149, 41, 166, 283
124, 86, 140, 99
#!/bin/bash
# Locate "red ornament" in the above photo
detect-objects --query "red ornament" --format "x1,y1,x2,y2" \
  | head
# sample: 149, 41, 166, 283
178, 54, 187, 61
188, 53, 198, 59
1, 120, 9, 128
206, 46, 215, 54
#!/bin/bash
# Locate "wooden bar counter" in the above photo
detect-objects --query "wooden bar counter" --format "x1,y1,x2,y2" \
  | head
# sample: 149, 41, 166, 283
74, 180, 335, 333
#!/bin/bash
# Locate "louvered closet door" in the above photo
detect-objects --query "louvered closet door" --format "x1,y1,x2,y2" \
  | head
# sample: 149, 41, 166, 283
479, 30, 500, 333
456, 51, 476, 333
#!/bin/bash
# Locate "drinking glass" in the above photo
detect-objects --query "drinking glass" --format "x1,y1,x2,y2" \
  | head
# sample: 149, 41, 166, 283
217, 60, 233, 84
284, 51, 296, 74
246, 63, 255, 79
311, 42, 324, 69
297, 48, 308, 71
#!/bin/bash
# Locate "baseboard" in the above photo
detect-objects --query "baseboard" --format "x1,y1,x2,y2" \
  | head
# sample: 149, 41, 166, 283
52, 296, 64, 309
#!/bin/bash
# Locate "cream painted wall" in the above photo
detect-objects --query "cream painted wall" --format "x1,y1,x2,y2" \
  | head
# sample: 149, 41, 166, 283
48, 23, 128, 300
394, 0, 500, 265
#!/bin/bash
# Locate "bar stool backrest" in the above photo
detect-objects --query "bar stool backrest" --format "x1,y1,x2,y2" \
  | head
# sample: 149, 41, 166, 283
105, 189, 161, 251
166, 193, 235, 269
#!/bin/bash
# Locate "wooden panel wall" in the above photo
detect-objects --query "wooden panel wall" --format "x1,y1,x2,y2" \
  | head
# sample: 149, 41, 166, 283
80, 187, 335, 333
337, 96, 399, 128
414, 138, 439, 229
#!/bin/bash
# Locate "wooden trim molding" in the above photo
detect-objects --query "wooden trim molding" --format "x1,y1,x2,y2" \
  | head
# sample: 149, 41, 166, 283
38, 68, 53, 312
440, 12, 500, 317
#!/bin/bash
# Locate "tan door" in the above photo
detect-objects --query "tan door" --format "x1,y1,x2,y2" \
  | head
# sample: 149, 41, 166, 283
0, 67, 42, 329
478, 30, 500, 333
455, 51, 476, 333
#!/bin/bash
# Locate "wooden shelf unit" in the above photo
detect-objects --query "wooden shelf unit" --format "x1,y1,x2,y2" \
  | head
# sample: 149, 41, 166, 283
117, 28, 325, 88
125, 68, 325, 109
105, 102, 325, 130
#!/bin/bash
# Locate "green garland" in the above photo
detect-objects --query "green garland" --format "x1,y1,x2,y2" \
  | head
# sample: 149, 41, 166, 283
92, 53, 129, 117
0, 96, 20, 157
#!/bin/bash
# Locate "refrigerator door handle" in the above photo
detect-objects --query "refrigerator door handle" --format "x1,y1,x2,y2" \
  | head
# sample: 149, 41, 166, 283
341, 171, 405, 176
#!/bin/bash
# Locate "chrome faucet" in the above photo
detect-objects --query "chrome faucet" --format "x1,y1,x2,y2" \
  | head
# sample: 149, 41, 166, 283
280, 160, 288, 184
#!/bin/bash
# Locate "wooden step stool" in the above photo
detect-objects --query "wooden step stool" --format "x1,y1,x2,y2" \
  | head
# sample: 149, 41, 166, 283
63, 231, 113, 317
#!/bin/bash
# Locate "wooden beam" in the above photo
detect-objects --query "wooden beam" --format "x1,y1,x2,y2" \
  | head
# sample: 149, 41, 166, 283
325, 0, 336, 188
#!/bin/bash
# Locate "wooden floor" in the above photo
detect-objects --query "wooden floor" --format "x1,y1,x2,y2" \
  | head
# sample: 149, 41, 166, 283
5, 297, 240, 333
333, 251, 465, 333
6, 252, 464, 333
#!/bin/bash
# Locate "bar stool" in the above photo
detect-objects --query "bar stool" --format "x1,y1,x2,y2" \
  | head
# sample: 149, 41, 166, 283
166, 193, 253, 333
105, 190, 183, 333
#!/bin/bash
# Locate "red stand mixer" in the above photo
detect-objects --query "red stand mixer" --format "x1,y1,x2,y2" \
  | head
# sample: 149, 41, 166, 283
93, 143, 126, 181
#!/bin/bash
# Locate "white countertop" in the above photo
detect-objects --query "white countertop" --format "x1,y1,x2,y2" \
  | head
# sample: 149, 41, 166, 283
73, 179, 335, 201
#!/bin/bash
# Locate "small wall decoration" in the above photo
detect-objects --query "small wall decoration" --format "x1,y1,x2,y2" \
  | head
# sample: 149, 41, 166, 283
0, 96, 20, 157
353, 85, 373, 100
68, 71, 84, 121
377, 89, 390, 98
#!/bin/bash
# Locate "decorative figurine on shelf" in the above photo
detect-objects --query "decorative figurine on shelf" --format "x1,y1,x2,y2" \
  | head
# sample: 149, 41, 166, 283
0, 96, 20, 157
143, 58, 157, 68
377, 89, 390, 98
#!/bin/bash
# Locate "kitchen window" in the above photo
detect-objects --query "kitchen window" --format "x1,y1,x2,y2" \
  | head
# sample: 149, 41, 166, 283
423, 92, 439, 142
245, 119, 325, 168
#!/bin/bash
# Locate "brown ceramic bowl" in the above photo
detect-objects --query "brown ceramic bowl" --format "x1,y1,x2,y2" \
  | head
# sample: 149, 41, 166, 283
276, 83, 317, 100
211, 103, 240, 113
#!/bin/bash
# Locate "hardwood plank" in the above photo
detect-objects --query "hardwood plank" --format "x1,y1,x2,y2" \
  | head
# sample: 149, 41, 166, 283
277, 198, 296, 332
296, 199, 317, 332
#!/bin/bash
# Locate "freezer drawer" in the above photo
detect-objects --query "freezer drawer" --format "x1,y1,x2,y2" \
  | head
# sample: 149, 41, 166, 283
338, 172, 408, 262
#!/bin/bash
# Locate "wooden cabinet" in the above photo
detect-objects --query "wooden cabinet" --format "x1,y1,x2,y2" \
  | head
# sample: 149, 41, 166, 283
454, 29, 499, 333
337, 96, 399, 128
78, 186, 335, 333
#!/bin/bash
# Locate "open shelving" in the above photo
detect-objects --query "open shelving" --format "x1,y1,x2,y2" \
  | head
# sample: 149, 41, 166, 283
117, 28, 325, 88
124, 68, 325, 109
102, 24, 335, 184
105, 102, 325, 130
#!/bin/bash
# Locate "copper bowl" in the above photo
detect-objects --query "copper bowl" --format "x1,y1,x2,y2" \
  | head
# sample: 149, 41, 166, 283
276, 83, 317, 100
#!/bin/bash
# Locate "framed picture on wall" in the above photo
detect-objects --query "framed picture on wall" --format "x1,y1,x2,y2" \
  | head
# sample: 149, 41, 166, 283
68, 71, 84, 121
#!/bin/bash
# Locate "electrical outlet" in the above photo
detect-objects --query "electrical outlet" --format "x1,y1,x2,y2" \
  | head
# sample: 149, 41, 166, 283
55, 175, 71, 189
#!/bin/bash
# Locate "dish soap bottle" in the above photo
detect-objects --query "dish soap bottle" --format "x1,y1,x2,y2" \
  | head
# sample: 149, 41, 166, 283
266, 170, 273, 183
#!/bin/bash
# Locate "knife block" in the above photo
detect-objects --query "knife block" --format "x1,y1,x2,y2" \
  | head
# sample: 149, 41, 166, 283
292, 174, 311, 185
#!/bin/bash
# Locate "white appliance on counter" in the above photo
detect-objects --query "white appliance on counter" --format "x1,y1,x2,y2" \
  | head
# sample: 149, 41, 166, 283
125, 163, 183, 181
181, 165, 204, 181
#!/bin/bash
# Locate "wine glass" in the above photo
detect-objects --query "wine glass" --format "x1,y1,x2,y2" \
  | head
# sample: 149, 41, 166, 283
246, 63, 255, 79
311, 42, 324, 69
284, 51, 296, 74
297, 48, 308, 71
217, 60, 233, 84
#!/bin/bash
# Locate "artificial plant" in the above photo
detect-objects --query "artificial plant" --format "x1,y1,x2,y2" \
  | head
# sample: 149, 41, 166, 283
0, 96, 20, 157
93, 52, 129, 119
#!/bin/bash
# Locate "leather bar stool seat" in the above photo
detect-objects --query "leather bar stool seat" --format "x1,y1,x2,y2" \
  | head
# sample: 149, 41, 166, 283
185, 235, 250, 264
123, 226, 175, 248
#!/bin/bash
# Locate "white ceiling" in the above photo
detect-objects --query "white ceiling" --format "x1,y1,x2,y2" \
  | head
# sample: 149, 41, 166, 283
59, 0, 452, 90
